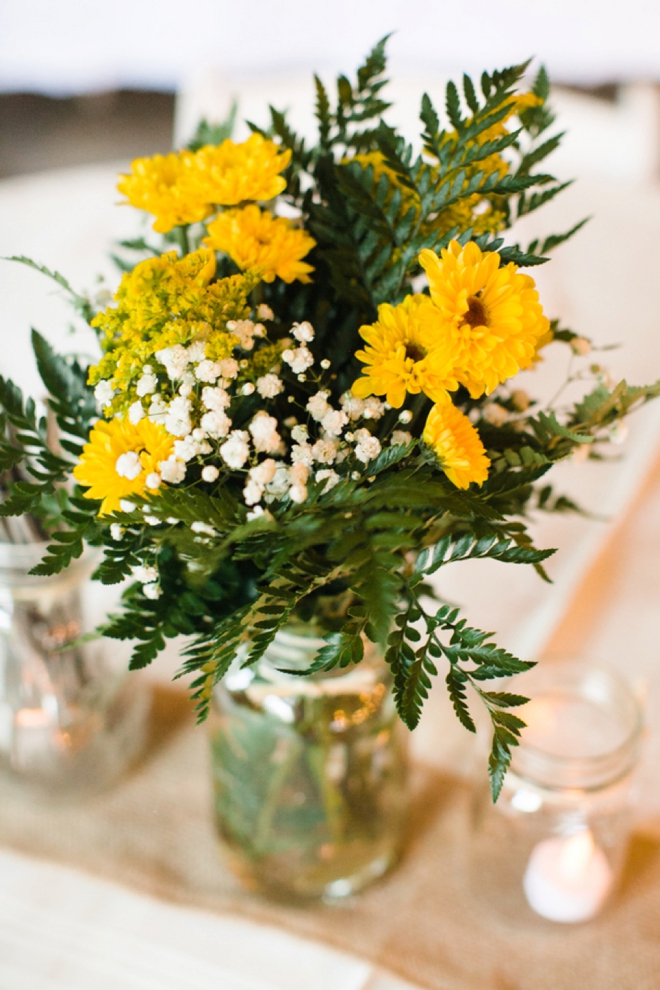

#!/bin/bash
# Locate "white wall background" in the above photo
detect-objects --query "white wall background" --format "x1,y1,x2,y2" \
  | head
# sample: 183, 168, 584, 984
2, 0, 660, 96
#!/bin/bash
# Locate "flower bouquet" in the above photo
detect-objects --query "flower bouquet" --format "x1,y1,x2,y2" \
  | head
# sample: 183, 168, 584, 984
3, 37, 658, 841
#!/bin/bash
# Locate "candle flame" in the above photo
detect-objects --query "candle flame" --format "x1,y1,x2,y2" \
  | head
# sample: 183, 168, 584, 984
558, 829, 595, 879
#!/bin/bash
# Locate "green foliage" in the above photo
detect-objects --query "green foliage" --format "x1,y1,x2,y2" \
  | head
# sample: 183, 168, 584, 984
27, 495, 100, 576
31, 329, 97, 445
415, 532, 555, 575
187, 100, 238, 151
0, 376, 73, 518
4, 256, 96, 323
384, 592, 534, 800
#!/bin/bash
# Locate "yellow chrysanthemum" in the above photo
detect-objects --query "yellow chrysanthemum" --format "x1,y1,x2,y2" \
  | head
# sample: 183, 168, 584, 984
352, 294, 458, 409
117, 135, 291, 234
117, 152, 211, 234
422, 398, 490, 489
73, 418, 174, 516
204, 205, 315, 283
419, 240, 549, 398
185, 134, 291, 207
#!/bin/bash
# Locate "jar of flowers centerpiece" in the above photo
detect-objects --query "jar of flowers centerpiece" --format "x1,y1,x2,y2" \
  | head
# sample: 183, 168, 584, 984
3, 39, 658, 899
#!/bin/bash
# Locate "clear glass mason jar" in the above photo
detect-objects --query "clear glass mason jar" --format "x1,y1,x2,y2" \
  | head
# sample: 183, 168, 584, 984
0, 542, 149, 793
208, 624, 409, 901
470, 662, 644, 925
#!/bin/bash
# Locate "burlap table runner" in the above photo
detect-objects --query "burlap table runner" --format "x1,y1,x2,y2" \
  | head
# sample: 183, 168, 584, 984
1, 680, 659, 990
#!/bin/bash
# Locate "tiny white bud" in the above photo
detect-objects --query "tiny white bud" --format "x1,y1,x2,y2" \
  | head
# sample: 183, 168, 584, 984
119, 500, 136, 513
201, 465, 220, 482
398, 409, 413, 424
145, 472, 161, 489
132, 564, 158, 583
191, 521, 217, 536
115, 451, 142, 480
483, 403, 509, 427
291, 321, 315, 343
241, 382, 256, 396
571, 336, 592, 356
128, 400, 145, 425
511, 389, 530, 412
320, 359, 331, 370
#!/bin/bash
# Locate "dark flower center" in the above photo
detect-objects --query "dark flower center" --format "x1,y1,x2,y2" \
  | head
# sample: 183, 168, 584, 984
405, 343, 426, 363
462, 295, 488, 329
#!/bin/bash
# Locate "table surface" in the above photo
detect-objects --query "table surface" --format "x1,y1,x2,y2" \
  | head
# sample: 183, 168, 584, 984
1, 160, 660, 990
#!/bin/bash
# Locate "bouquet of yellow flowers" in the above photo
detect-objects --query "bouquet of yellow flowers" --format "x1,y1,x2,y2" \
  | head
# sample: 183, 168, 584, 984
4, 39, 658, 799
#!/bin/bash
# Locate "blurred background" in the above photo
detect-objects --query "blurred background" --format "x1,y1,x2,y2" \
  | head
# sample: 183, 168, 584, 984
1, 0, 659, 182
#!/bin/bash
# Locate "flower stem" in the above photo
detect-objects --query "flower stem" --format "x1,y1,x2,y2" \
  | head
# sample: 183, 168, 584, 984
176, 225, 190, 257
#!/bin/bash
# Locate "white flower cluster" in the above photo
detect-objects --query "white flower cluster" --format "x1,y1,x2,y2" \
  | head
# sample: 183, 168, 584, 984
131, 563, 161, 600
101, 315, 391, 520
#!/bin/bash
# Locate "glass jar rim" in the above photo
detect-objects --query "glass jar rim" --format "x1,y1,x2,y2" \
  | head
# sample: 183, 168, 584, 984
223, 622, 386, 699
509, 660, 644, 791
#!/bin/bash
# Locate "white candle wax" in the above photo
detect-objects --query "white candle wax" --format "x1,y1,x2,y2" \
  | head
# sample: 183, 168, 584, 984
523, 830, 613, 923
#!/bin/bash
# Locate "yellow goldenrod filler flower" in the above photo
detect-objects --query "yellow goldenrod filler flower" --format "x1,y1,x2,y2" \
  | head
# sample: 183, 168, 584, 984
205, 205, 315, 283
422, 398, 490, 489
419, 240, 549, 398
352, 294, 458, 408
89, 249, 258, 414
186, 134, 291, 207
73, 418, 174, 515
117, 152, 210, 234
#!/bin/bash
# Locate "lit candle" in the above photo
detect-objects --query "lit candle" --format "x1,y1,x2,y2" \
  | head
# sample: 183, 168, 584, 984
12, 705, 57, 773
523, 829, 613, 923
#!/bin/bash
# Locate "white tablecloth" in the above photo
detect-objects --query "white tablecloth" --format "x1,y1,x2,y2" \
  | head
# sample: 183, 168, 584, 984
0, 850, 416, 990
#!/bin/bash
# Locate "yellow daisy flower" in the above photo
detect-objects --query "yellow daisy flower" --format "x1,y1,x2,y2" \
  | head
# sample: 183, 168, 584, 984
422, 398, 490, 489
352, 294, 458, 409
204, 205, 315, 283
117, 152, 211, 234
419, 240, 549, 399
186, 134, 291, 207
73, 418, 174, 516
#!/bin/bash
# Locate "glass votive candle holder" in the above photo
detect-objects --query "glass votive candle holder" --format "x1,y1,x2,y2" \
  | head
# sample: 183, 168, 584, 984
469, 661, 644, 925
